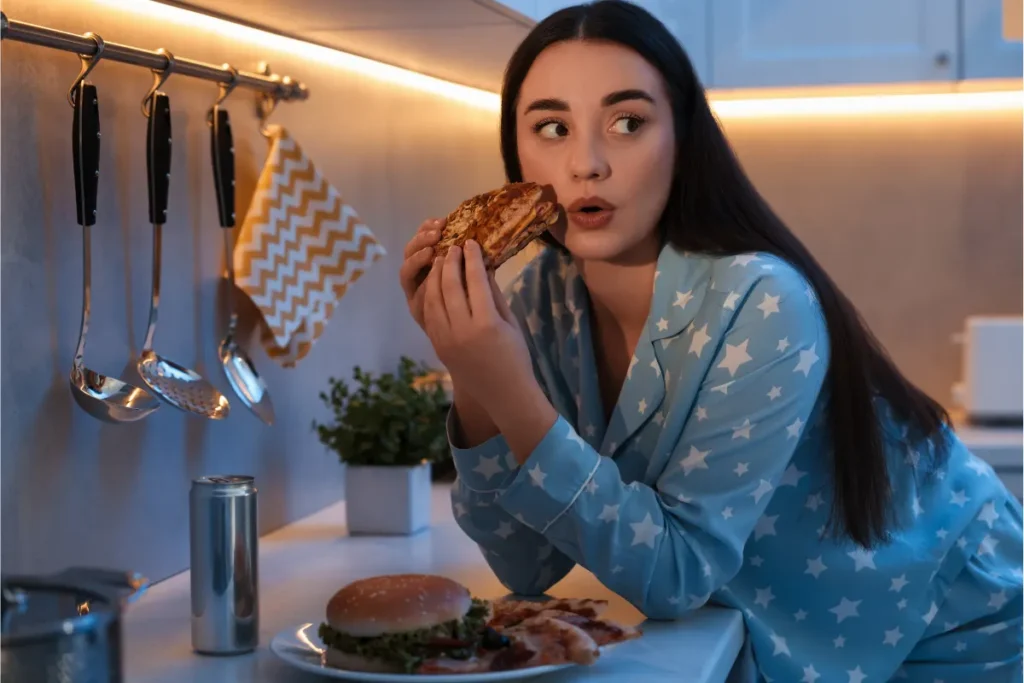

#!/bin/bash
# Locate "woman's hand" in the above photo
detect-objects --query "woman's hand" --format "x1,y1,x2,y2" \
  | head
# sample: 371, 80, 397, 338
399, 218, 444, 329
421, 240, 533, 415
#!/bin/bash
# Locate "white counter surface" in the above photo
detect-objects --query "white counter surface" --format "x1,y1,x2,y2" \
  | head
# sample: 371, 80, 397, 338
123, 484, 746, 683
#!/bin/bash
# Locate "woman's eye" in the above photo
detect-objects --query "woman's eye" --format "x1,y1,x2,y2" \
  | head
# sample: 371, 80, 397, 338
610, 116, 645, 135
535, 121, 569, 139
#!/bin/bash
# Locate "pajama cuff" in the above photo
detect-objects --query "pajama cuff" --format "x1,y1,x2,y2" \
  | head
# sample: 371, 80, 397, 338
497, 416, 601, 534
446, 407, 520, 492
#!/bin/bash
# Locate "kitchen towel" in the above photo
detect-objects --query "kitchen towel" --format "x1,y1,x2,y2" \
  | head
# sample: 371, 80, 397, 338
234, 124, 386, 367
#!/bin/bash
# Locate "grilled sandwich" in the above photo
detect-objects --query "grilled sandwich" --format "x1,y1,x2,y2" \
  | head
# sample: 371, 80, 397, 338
435, 182, 565, 269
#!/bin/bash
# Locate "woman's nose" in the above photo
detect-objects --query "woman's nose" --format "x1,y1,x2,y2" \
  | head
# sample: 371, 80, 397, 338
569, 137, 610, 181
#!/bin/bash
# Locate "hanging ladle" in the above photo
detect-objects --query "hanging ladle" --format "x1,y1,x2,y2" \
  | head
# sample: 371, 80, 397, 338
67, 34, 161, 423
135, 50, 230, 419
209, 66, 275, 425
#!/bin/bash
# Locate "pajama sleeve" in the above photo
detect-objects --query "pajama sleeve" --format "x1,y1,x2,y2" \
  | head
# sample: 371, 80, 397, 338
467, 270, 829, 619
446, 280, 577, 596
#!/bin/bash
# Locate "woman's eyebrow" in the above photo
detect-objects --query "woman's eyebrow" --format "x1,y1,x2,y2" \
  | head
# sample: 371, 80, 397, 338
523, 89, 655, 114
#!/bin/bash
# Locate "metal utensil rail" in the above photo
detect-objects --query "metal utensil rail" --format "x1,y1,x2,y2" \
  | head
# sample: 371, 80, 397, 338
0, 11, 310, 103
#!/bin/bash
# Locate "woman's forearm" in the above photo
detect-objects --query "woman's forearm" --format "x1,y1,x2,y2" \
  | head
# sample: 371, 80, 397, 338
450, 384, 501, 448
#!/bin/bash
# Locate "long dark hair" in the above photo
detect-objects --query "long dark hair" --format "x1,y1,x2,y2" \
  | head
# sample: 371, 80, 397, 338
499, 0, 951, 548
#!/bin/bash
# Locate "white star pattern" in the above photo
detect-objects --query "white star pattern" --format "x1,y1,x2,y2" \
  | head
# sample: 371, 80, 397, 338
689, 324, 712, 357
674, 290, 694, 309
768, 632, 790, 656
722, 506, 734, 519
627, 354, 639, 379
650, 359, 661, 377
638, 399, 647, 415
751, 479, 774, 504
473, 455, 504, 481
777, 337, 790, 352
794, 344, 820, 376
847, 666, 867, 683
566, 431, 586, 450
794, 609, 807, 621
732, 254, 760, 267
829, 597, 861, 623
805, 556, 827, 578
786, 417, 805, 439
724, 291, 741, 310
779, 464, 807, 487
801, 664, 820, 683
978, 534, 999, 556
696, 406, 708, 421
656, 317, 669, 332
767, 385, 782, 400
922, 602, 938, 625
629, 514, 663, 548
653, 411, 665, 426
717, 339, 753, 376
883, 627, 903, 646
734, 462, 749, 476
711, 381, 734, 395
966, 458, 991, 476
732, 419, 754, 439
833, 636, 845, 648
847, 548, 877, 572
754, 586, 775, 608
889, 574, 909, 592
977, 501, 999, 528
756, 292, 780, 318
950, 489, 970, 507
679, 446, 711, 475
453, 502, 468, 518
805, 493, 824, 511
494, 521, 515, 539
754, 515, 778, 540
528, 464, 547, 488
598, 504, 619, 522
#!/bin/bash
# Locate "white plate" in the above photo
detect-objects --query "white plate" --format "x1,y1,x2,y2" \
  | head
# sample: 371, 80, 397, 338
270, 622, 577, 682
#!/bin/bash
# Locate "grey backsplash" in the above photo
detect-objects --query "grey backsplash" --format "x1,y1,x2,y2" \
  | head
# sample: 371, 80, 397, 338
2, 0, 1020, 583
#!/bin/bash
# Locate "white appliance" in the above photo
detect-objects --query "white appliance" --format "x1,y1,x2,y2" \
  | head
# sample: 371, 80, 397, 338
952, 315, 1023, 423
951, 315, 1023, 500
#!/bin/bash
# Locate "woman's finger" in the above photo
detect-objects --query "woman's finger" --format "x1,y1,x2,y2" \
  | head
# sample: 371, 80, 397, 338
463, 241, 498, 320
489, 272, 517, 326
440, 246, 471, 324
422, 256, 449, 334
399, 247, 434, 299
404, 223, 442, 258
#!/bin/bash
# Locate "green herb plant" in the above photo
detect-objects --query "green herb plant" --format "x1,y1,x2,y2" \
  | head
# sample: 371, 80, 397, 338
313, 356, 450, 467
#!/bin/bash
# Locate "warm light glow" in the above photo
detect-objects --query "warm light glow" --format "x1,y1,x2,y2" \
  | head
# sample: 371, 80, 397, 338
89, 0, 1023, 118
710, 89, 1023, 118
89, 0, 502, 111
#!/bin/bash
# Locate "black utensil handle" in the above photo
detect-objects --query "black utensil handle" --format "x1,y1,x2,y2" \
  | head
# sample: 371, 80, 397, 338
146, 92, 172, 225
210, 105, 235, 229
72, 82, 100, 228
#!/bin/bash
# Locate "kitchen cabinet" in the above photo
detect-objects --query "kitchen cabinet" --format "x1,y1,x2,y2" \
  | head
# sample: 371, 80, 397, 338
530, 1, 711, 84
710, 0, 959, 89
962, 0, 1024, 79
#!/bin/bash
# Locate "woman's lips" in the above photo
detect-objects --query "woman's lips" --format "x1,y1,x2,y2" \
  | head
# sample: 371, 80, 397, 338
568, 209, 615, 229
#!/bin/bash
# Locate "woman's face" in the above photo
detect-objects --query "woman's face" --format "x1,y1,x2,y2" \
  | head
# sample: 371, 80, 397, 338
516, 40, 676, 264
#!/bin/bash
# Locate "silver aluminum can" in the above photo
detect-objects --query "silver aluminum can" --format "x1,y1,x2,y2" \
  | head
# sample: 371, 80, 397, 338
189, 475, 259, 655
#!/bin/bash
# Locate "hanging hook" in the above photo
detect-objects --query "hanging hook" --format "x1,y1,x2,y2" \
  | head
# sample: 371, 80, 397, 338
206, 63, 240, 126
255, 61, 281, 139
141, 48, 176, 118
67, 32, 105, 108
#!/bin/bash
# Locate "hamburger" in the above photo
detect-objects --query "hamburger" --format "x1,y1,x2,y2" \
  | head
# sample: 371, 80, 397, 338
317, 574, 506, 674
435, 182, 566, 270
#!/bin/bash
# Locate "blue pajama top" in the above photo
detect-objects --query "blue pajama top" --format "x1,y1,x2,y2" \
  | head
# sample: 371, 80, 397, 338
447, 243, 1022, 681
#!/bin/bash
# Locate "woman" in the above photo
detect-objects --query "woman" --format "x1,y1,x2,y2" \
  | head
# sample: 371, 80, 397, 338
398, 1, 1022, 680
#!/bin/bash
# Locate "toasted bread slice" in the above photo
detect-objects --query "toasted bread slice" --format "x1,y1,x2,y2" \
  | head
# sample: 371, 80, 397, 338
436, 182, 565, 269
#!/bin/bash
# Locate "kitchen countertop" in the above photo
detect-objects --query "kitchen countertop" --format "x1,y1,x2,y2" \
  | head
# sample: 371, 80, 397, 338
122, 483, 747, 682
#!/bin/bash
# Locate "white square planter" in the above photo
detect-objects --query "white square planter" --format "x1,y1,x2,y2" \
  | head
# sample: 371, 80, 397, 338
344, 462, 432, 535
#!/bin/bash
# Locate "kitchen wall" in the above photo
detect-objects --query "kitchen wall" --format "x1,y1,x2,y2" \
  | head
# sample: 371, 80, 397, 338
718, 105, 1022, 409
0, 0, 506, 579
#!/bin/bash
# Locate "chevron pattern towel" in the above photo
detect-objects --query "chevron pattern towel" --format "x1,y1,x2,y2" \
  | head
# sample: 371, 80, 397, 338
234, 125, 386, 367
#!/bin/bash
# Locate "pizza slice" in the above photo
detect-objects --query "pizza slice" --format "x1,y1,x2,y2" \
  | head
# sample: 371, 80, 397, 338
535, 608, 643, 648
435, 182, 566, 269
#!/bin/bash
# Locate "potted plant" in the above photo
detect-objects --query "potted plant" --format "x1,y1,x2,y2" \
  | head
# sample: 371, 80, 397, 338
313, 356, 450, 535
